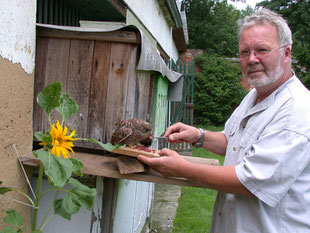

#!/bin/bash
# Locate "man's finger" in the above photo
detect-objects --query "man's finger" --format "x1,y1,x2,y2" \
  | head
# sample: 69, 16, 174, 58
137, 155, 153, 165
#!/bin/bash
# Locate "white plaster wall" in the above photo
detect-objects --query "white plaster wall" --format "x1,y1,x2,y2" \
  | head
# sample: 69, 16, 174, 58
125, 0, 179, 61
31, 177, 93, 233
0, 0, 36, 74
113, 180, 154, 233
0, 0, 36, 229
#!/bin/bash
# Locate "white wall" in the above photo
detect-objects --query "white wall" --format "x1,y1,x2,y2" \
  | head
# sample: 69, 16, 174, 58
125, 0, 179, 61
0, 0, 36, 228
0, 0, 36, 74
113, 180, 154, 233
30, 177, 93, 233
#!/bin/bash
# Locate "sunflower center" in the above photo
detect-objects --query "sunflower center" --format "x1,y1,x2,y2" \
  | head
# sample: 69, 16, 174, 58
54, 138, 63, 146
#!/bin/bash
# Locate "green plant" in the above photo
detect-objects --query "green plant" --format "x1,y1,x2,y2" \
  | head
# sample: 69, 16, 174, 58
0, 82, 122, 233
194, 54, 247, 126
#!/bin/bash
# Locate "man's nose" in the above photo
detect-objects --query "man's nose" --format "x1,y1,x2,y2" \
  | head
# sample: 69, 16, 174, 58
248, 51, 259, 63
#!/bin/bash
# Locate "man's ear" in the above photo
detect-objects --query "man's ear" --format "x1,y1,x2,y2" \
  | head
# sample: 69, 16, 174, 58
284, 46, 292, 63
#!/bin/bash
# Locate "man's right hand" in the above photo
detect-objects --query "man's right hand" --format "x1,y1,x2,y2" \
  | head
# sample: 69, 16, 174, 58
164, 122, 202, 145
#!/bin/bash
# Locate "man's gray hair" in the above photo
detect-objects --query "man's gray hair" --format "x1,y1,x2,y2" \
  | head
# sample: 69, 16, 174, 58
238, 9, 293, 48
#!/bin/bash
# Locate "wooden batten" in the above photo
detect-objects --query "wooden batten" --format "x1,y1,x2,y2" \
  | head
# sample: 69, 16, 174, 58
37, 26, 139, 44
20, 152, 219, 188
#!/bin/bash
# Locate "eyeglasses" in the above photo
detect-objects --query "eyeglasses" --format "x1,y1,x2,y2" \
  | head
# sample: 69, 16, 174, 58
239, 45, 288, 60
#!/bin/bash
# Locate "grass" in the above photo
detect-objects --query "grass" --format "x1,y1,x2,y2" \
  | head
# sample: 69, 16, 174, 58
172, 125, 224, 233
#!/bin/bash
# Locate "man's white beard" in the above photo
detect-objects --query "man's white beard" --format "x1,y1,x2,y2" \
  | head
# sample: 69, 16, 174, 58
243, 53, 284, 88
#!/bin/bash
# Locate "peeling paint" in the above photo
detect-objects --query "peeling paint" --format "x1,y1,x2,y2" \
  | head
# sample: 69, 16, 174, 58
0, 0, 36, 74
91, 177, 103, 233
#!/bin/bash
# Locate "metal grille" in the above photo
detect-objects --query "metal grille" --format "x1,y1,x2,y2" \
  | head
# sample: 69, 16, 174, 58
37, 0, 94, 26
169, 60, 195, 151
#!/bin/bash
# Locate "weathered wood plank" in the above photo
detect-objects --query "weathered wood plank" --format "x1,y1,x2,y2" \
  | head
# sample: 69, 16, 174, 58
87, 41, 111, 142
40, 38, 71, 131
112, 147, 160, 158
102, 177, 117, 233
103, 43, 138, 142
37, 26, 139, 44
134, 71, 154, 120
66, 39, 94, 138
117, 156, 146, 175
33, 37, 49, 133
124, 44, 137, 120
20, 152, 219, 188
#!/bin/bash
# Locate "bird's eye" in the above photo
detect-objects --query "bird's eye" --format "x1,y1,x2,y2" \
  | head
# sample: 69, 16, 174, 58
142, 128, 148, 133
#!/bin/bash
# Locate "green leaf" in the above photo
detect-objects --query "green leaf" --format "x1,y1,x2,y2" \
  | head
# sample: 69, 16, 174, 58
33, 150, 73, 188
67, 178, 97, 210
3, 209, 24, 227
34, 131, 44, 141
0, 181, 12, 195
54, 199, 72, 220
53, 178, 96, 220
34, 131, 52, 146
0, 226, 15, 233
70, 158, 84, 177
37, 82, 61, 115
86, 139, 125, 151
55, 94, 79, 122
0, 187, 13, 195
31, 230, 43, 233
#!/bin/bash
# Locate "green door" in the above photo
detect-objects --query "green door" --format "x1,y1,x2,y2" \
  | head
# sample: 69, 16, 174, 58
151, 73, 168, 138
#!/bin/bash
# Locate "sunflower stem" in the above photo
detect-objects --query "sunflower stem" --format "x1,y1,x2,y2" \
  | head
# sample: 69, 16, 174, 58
32, 163, 44, 231
48, 113, 52, 127
38, 190, 59, 230
11, 188, 36, 207
40, 213, 55, 231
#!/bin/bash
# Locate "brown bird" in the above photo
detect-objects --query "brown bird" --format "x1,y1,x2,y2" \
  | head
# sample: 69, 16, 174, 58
110, 118, 153, 147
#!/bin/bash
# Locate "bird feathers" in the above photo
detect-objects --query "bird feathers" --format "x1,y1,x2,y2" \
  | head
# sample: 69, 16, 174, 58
110, 119, 153, 146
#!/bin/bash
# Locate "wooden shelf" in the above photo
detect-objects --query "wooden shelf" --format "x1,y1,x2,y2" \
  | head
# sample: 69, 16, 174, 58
20, 151, 219, 188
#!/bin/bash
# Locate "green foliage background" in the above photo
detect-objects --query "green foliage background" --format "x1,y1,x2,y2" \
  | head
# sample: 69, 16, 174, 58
194, 54, 247, 125
257, 0, 310, 90
183, 0, 251, 125
184, 0, 310, 125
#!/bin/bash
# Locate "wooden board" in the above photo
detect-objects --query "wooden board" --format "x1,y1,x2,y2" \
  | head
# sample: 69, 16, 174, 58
112, 146, 219, 166
87, 41, 111, 141
117, 156, 146, 174
20, 151, 218, 188
112, 147, 160, 158
38, 26, 139, 44
66, 39, 94, 138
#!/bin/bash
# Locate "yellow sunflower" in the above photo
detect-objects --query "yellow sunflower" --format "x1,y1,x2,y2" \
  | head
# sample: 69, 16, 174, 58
49, 120, 78, 159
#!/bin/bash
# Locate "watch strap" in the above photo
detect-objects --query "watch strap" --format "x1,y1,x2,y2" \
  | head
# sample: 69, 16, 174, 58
193, 128, 205, 148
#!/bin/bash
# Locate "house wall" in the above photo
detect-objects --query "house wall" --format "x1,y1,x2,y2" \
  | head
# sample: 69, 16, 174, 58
0, 0, 36, 229
113, 180, 154, 233
124, 0, 179, 61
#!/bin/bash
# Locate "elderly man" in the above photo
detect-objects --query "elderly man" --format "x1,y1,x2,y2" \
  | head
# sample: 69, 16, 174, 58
138, 9, 310, 233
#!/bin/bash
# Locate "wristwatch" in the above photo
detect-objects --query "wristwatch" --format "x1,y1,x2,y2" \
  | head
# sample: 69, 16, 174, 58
193, 128, 205, 148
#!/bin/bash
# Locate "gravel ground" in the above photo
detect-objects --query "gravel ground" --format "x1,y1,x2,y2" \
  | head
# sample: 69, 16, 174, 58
148, 183, 181, 233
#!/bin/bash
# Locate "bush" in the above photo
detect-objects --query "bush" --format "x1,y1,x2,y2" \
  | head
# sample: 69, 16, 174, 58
194, 54, 247, 126
292, 41, 310, 90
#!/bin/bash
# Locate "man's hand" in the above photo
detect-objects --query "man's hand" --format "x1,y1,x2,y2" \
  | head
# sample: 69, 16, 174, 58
137, 148, 189, 177
164, 122, 201, 145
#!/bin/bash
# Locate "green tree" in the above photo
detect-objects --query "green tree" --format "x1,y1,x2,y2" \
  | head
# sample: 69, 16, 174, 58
257, 0, 310, 89
194, 54, 247, 126
184, 0, 242, 57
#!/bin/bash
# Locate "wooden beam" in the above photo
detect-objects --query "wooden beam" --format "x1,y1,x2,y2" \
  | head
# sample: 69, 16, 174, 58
20, 152, 219, 188
37, 26, 139, 44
